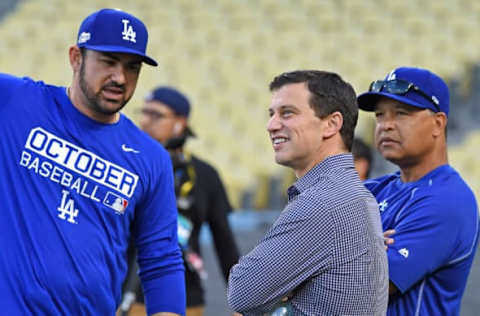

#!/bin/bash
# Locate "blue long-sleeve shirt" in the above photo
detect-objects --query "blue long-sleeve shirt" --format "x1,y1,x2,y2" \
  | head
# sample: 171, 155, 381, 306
227, 154, 388, 315
365, 165, 479, 315
0, 74, 185, 315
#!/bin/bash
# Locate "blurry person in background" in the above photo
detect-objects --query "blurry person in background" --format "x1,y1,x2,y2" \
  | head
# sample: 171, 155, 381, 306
352, 137, 374, 180
358, 66, 479, 315
227, 70, 388, 315
122, 86, 240, 316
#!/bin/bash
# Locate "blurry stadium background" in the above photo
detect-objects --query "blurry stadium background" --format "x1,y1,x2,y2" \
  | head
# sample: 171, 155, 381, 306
1, 1, 479, 315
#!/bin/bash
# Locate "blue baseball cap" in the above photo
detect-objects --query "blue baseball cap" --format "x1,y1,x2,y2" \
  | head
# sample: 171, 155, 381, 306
146, 86, 191, 117
357, 67, 449, 116
77, 8, 157, 66
145, 86, 196, 136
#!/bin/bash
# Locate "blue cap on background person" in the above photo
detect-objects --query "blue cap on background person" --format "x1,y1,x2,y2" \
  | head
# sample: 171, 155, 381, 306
357, 67, 449, 116
77, 8, 158, 66
146, 86, 191, 117
145, 86, 196, 136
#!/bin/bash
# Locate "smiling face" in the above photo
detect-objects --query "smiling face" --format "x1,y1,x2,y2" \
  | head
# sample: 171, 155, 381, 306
70, 47, 142, 123
374, 97, 440, 167
267, 82, 330, 177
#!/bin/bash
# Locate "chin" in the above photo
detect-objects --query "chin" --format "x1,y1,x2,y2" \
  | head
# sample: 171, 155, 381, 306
274, 155, 292, 167
100, 97, 127, 112
101, 106, 124, 116
382, 153, 403, 165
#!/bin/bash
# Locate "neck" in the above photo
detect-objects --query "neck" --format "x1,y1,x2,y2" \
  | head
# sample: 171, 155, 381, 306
398, 146, 448, 183
168, 147, 184, 155
294, 145, 347, 178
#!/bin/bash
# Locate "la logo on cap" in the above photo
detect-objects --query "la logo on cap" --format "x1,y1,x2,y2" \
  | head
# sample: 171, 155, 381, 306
121, 19, 136, 43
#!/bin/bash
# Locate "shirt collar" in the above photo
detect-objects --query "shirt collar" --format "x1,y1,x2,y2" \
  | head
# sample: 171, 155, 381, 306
287, 153, 354, 201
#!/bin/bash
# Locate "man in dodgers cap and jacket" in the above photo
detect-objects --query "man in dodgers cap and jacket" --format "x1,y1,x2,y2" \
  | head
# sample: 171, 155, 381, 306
358, 66, 478, 316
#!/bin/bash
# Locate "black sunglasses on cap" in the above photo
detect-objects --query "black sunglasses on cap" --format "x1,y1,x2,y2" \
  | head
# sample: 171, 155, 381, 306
369, 79, 440, 112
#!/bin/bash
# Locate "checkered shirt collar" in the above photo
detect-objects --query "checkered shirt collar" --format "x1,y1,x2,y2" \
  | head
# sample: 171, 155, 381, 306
287, 153, 354, 201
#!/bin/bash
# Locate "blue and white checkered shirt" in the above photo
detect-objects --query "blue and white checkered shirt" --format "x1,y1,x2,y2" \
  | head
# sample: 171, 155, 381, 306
227, 154, 388, 315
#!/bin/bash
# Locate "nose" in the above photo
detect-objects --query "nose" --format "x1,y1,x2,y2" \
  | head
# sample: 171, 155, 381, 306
377, 112, 396, 131
139, 113, 150, 130
110, 64, 126, 85
266, 113, 281, 133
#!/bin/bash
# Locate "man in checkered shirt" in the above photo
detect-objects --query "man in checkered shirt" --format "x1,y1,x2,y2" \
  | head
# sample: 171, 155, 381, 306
227, 70, 388, 315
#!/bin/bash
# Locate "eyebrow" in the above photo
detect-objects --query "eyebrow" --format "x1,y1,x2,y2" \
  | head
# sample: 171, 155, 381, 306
375, 100, 420, 111
395, 103, 423, 112
270, 104, 297, 111
100, 52, 120, 60
100, 52, 142, 65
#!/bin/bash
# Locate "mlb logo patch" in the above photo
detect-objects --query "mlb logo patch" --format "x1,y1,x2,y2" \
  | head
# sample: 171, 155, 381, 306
103, 192, 128, 214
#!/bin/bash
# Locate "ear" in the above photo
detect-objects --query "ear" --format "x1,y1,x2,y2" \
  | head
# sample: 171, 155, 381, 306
173, 118, 187, 135
432, 112, 447, 137
173, 122, 182, 134
69, 45, 83, 73
323, 111, 343, 139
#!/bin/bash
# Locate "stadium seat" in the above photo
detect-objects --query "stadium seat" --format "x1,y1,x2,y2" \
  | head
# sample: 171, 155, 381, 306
1, 0, 479, 208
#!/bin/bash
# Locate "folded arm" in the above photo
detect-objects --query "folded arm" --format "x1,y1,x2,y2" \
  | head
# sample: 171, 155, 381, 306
227, 211, 333, 314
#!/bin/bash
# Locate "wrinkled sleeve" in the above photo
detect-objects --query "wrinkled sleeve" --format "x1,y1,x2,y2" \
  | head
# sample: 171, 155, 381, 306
0, 73, 25, 108
133, 152, 185, 315
387, 196, 461, 293
227, 197, 334, 314
206, 166, 239, 281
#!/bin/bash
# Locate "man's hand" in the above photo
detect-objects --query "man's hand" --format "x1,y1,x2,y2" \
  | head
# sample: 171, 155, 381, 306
383, 229, 395, 250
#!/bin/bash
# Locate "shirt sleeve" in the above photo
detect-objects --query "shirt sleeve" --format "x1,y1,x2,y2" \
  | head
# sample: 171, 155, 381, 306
206, 166, 239, 282
133, 152, 185, 315
0, 73, 26, 107
387, 194, 461, 293
227, 197, 334, 314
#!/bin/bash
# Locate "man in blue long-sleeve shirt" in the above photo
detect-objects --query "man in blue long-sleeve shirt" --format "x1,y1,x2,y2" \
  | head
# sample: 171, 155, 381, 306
358, 66, 478, 315
0, 8, 185, 316
227, 70, 388, 315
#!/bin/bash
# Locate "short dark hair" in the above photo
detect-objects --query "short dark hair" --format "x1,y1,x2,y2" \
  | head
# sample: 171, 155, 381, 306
79, 47, 88, 60
351, 138, 373, 177
269, 70, 358, 150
